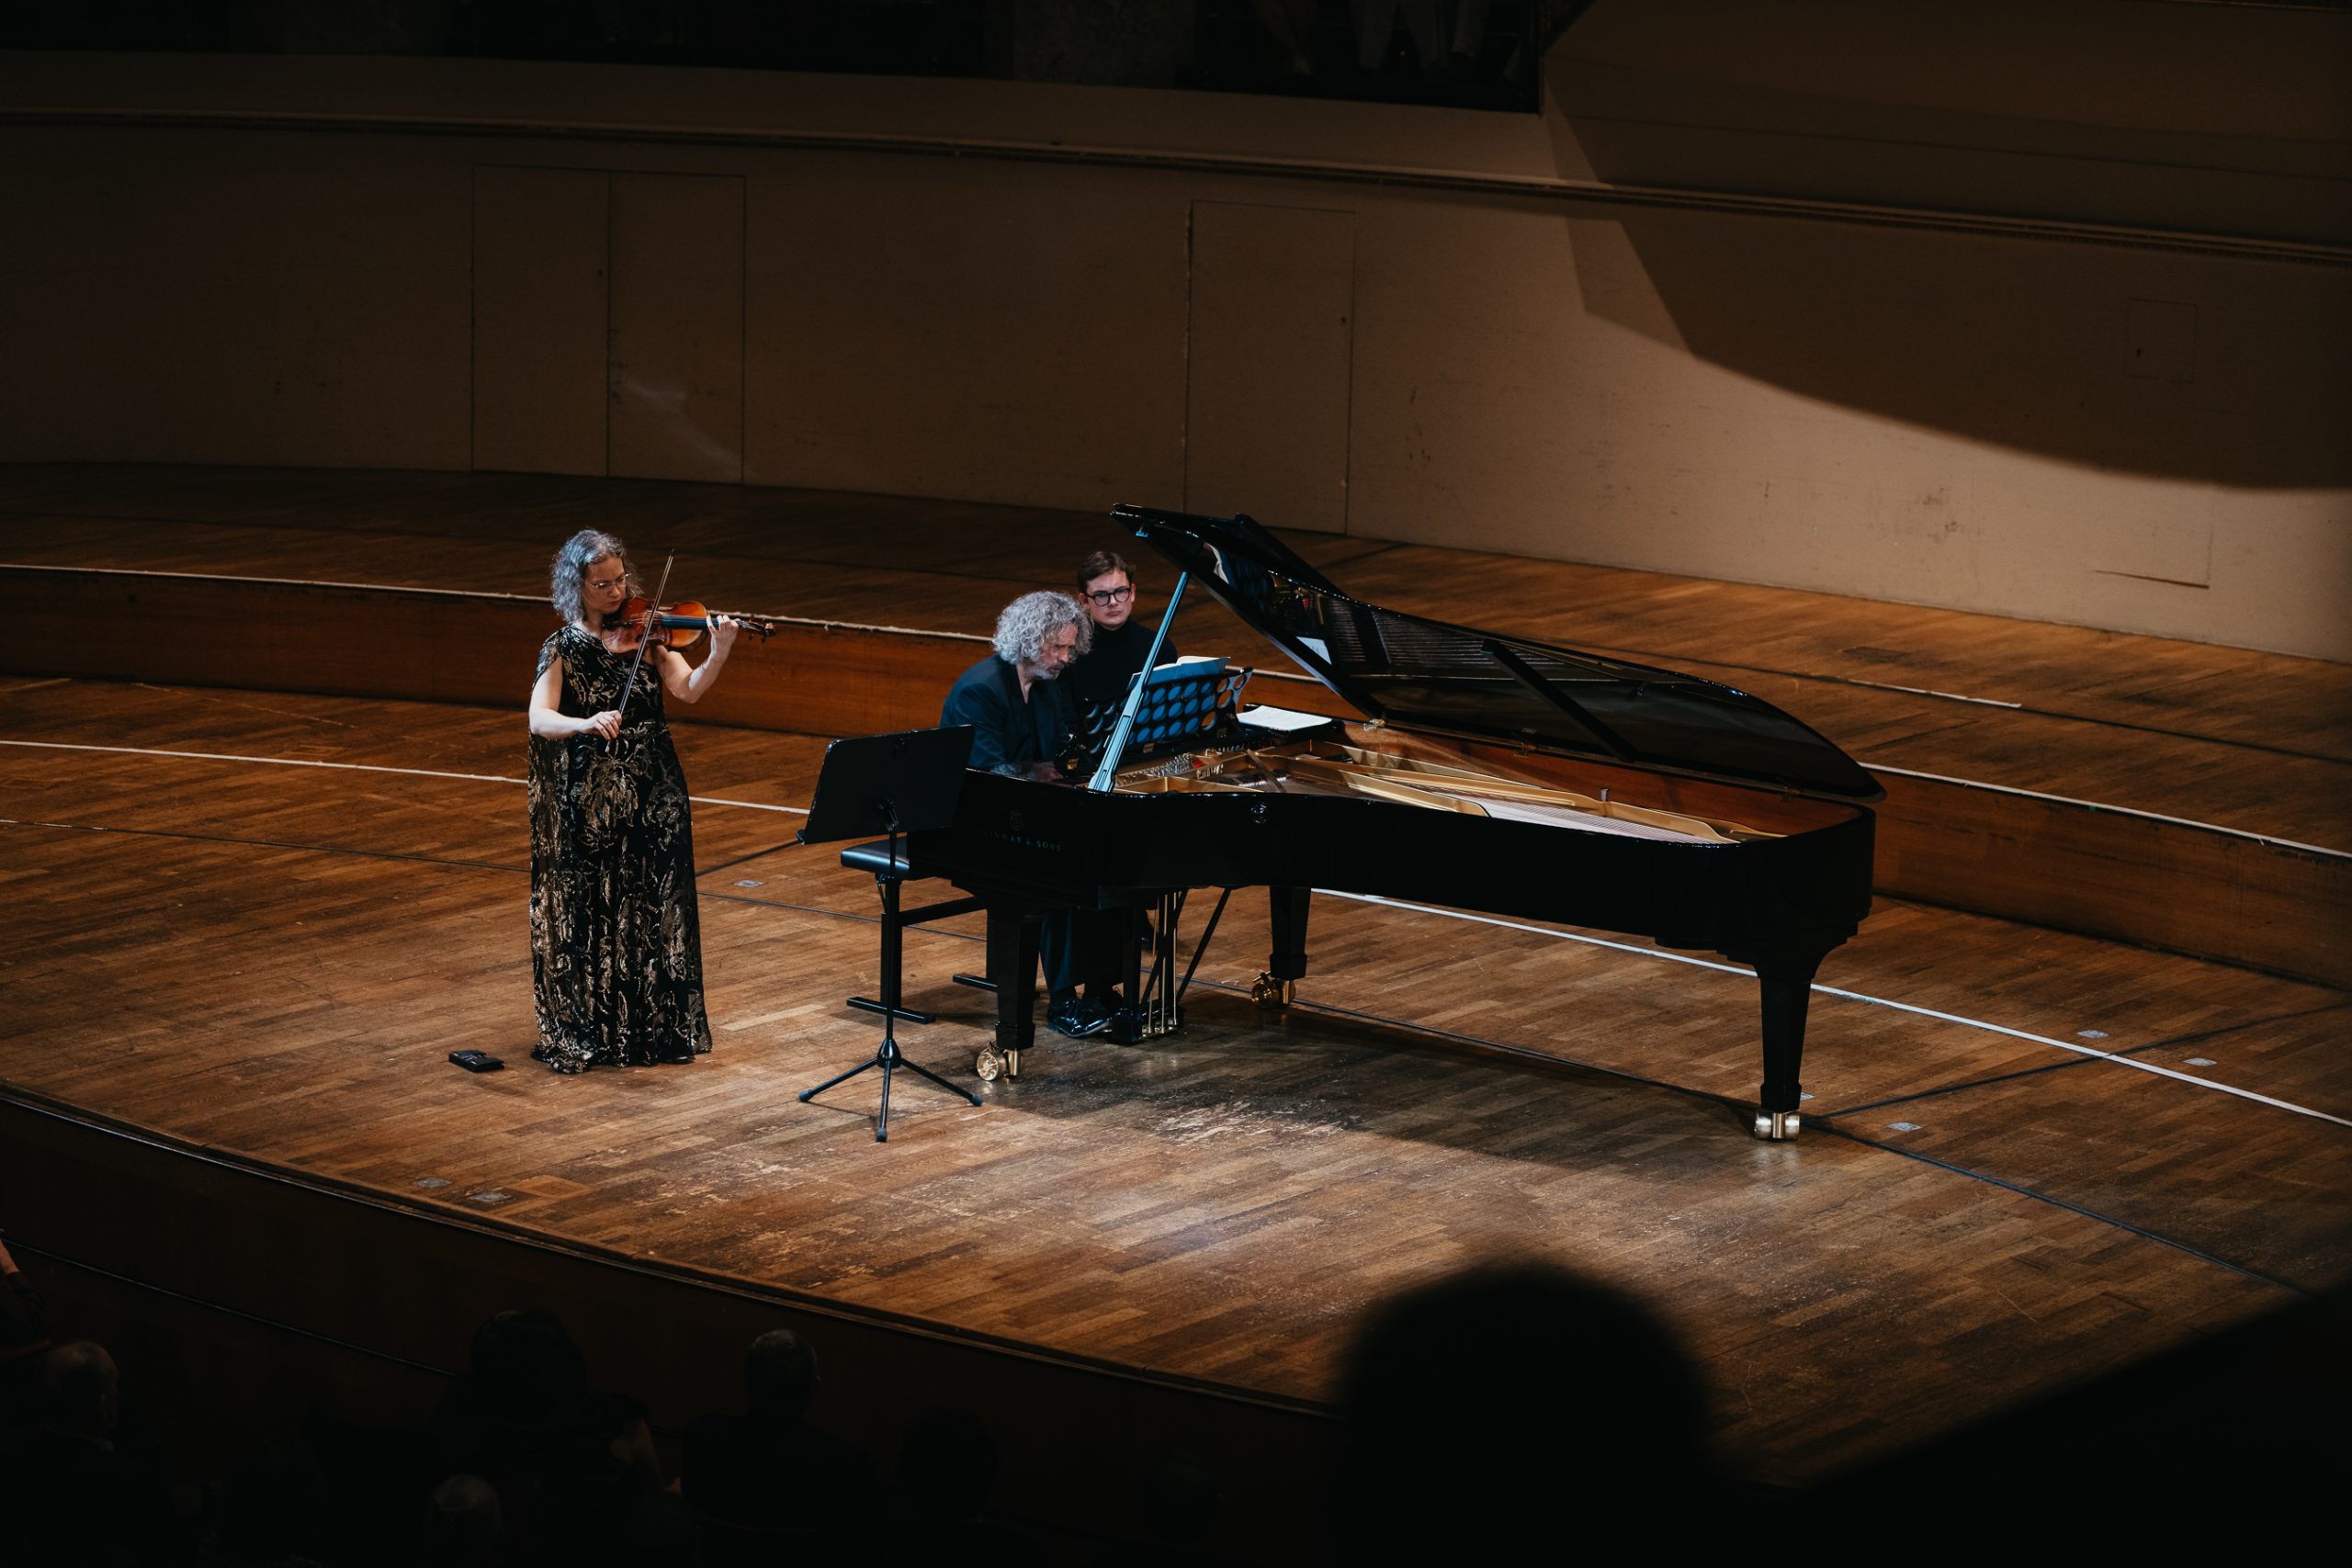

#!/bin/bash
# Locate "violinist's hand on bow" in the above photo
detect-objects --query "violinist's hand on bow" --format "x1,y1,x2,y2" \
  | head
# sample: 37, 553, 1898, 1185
582, 708, 623, 740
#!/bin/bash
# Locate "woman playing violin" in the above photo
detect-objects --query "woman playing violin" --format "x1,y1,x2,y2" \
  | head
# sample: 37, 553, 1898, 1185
526, 529, 741, 1073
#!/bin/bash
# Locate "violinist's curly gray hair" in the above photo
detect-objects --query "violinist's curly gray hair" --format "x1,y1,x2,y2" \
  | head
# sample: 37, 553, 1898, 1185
548, 529, 633, 622
992, 590, 1092, 665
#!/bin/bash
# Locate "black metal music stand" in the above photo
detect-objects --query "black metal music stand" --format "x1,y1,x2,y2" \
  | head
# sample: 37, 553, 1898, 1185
796, 726, 981, 1142
1082, 656, 1240, 789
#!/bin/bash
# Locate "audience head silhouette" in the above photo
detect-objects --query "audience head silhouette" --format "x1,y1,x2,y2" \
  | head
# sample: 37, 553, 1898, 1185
743, 1328, 820, 1424
425, 1472, 504, 1565
39, 1338, 119, 1438
1333, 1262, 1717, 1548
468, 1308, 590, 1427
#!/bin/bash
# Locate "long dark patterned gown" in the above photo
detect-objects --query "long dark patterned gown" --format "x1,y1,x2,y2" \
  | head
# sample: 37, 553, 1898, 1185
529, 626, 712, 1071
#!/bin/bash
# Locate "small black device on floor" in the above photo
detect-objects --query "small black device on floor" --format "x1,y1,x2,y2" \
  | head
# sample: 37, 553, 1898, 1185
448, 1050, 504, 1073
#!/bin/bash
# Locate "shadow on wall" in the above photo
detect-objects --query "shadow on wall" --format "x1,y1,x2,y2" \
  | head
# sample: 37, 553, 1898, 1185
1557, 204, 2352, 491
1537, 1, 2352, 491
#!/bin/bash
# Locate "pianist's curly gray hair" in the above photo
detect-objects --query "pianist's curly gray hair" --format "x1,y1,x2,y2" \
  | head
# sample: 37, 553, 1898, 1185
549, 529, 633, 623
993, 591, 1093, 665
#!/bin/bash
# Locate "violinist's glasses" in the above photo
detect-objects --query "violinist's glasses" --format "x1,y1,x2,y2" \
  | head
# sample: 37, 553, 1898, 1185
1086, 585, 1135, 605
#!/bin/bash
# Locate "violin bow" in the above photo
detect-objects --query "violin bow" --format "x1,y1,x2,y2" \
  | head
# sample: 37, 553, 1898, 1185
610, 550, 675, 736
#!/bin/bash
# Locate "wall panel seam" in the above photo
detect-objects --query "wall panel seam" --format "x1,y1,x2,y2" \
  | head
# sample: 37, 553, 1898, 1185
9, 109, 2345, 267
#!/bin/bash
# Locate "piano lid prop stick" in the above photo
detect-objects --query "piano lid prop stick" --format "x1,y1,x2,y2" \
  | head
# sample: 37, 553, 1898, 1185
1088, 570, 1189, 793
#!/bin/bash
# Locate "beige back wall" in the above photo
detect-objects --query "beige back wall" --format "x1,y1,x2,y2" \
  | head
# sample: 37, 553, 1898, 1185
3, 5, 2346, 660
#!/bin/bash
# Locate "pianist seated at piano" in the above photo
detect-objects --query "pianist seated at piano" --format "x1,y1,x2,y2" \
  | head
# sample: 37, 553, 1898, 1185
941, 590, 1087, 778
941, 591, 1131, 1039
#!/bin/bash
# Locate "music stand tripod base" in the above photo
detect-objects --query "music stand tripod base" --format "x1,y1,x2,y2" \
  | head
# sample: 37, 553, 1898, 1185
797, 1021, 979, 1142
794, 726, 984, 1142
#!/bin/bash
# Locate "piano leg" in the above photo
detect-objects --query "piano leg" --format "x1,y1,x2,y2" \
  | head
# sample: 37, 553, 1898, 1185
1750, 949, 1825, 1141
978, 908, 1042, 1082
1255, 886, 1313, 1009
1119, 905, 1147, 1017
1135, 891, 1182, 1039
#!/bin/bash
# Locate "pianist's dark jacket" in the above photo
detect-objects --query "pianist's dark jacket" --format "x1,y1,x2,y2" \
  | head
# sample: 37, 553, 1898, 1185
942, 655, 1073, 774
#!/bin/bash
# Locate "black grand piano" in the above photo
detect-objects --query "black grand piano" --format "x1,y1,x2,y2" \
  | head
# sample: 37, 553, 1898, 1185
908, 506, 1881, 1139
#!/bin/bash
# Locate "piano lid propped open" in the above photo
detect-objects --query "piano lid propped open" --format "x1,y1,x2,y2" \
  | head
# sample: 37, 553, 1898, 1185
1114, 504, 1884, 804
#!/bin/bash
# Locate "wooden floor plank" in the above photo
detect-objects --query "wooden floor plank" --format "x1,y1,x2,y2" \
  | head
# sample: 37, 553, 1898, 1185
1815, 1020, 2352, 1293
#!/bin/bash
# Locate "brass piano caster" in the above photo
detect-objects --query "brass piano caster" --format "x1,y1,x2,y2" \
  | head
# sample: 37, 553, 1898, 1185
1006, 1049, 1020, 1079
1250, 973, 1295, 1010
975, 1047, 1003, 1083
1752, 1110, 1803, 1142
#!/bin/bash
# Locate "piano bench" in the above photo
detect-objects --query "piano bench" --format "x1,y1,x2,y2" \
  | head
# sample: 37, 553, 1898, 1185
842, 840, 984, 1026
842, 840, 913, 879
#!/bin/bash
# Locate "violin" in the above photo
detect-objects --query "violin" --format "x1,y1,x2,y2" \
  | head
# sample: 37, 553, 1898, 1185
599, 598, 779, 654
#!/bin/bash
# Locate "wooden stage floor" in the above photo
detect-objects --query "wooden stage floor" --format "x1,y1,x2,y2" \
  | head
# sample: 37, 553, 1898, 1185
6, 671, 2347, 1485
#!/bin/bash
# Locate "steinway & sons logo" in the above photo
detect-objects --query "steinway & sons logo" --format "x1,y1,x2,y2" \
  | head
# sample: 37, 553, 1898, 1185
990, 807, 1062, 853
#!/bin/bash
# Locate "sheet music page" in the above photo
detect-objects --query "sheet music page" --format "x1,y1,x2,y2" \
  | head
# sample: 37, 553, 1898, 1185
1238, 705, 1332, 734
